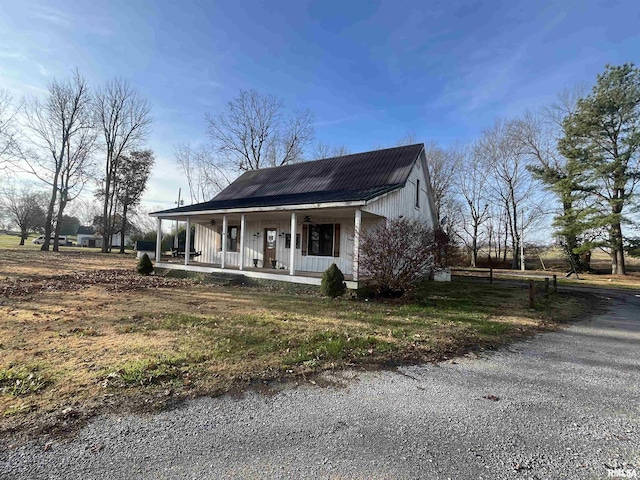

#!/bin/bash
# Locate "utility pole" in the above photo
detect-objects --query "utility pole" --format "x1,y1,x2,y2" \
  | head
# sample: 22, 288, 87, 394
174, 188, 183, 249
520, 209, 525, 271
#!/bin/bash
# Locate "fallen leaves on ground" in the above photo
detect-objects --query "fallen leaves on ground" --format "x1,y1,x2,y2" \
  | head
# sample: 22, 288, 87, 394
1, 270, 198, 297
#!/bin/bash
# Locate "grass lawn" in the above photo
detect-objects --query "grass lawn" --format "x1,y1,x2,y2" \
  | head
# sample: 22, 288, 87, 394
0, 238, 588, 439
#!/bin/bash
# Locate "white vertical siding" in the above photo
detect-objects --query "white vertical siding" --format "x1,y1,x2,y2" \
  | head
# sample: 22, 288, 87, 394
194, 216, 357, 274
361, 159, 436, 228
194, 223, 219, 264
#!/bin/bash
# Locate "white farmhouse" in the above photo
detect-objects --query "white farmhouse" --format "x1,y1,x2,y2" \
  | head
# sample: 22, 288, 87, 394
150, 144, 439, 288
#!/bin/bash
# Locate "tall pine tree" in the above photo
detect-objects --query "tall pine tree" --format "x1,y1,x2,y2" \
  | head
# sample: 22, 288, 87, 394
559, 64, 640, 275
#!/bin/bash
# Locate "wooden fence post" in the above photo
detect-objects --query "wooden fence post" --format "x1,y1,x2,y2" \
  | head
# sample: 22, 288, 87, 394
529, 280, 535, 308
544, 277, 549, 299
553, 274, 557, 293
489, 267, 493, 284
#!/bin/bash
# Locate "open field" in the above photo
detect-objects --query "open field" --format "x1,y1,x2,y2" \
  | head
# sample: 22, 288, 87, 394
0, 232, 134, 255
455, 246, 640, 289
0, 240, 588, 440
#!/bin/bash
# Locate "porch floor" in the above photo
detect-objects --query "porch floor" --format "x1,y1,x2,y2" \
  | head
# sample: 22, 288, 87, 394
156, 256, 357, 288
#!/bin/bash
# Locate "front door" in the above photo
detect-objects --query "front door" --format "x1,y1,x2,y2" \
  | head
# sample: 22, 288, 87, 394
263, 228, 277, 268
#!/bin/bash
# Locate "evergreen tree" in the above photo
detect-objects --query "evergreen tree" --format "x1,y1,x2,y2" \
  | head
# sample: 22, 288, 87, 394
559, 64, 640, 275
321, 264, 346, 298
137, 253, 153, 275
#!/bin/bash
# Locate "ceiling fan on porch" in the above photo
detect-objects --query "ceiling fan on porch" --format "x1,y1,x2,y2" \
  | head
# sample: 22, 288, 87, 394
298, 215, 312, 225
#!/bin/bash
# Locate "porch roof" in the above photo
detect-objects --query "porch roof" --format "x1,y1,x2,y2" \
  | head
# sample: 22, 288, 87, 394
152, 143, 424, 218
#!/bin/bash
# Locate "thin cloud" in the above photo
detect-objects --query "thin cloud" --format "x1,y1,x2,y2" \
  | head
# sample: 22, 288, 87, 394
36, 63, 51, 77
32, 5, 72, 28
314, 114, 359, 128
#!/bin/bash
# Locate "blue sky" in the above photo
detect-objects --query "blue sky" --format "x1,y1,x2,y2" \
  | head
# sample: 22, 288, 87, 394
1, 0, 639, 210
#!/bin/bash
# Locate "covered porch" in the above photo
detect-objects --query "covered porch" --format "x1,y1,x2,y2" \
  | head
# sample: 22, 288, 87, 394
151, 206, 383, 289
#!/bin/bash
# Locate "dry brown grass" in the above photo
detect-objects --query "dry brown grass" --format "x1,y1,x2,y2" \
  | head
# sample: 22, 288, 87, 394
0, 244, 588, 440
456, 247, 640, 290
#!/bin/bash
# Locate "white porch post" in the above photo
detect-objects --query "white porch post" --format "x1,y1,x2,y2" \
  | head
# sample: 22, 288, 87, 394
353, 209, 362, 281
155, 218, 162, 263
221, 214, 227, 269
184, 218, 191, 266
289, 212, 296, 276
239, 214, 246, 271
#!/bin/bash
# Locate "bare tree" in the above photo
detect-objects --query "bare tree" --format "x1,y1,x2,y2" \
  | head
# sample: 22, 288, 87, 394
66, 197, 102, 227
475, 119, 539, 269
396, 132, 418, 146
115, 150, 154, 253
206, 89, 314, 171
129, 206, 161, 236
0, 89, 20, 172
454, 147, 490, 267
505, 85, 592, 271
310, 141, 350, 159
0, 183, 46, 244
95, 78, 152, 253
423, 141, 460, 223
53, 112, 96, 247
175, 143, 232, 203
21, 71, 94, 251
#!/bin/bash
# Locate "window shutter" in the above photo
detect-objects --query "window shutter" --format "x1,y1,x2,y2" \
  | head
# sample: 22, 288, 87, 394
301, 224, 308, 256
333, 224, 340, 257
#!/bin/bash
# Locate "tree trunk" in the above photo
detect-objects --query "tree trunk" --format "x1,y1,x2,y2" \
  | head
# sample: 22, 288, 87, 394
119, 205, 128, 254
470, 223, 478, 267
611, 222, 626, 275
101, 169, 111, 253
53, 194, 67, 253
502, 219, 509, 263
19, 232, 26, 245
41, 181, 58, 252
560, 200, 582, 271
509, 203, 520, 270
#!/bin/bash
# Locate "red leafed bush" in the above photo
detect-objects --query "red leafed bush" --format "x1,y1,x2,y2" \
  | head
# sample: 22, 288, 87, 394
359, 218, 449, 296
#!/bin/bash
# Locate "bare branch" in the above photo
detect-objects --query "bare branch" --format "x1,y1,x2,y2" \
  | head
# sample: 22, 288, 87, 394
175, 143, 233, 204
206, 90, 314, 171
20, 70, 94, 251
94, 78, 152, 252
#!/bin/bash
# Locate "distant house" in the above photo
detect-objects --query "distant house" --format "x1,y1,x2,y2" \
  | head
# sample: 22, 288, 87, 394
76, 226, 131, 248
76, 226, 98, 247
150, 144, 439, 288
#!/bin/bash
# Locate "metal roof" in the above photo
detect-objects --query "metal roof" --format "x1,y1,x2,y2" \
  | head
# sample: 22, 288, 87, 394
154, 143, 424, 215
76, 226, 96, 235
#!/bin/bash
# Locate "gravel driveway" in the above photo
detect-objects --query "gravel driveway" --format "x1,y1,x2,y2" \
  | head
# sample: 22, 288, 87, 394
2, 286, 639, 479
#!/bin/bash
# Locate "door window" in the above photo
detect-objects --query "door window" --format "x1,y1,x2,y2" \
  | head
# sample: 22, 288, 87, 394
266, 230, 276, 249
